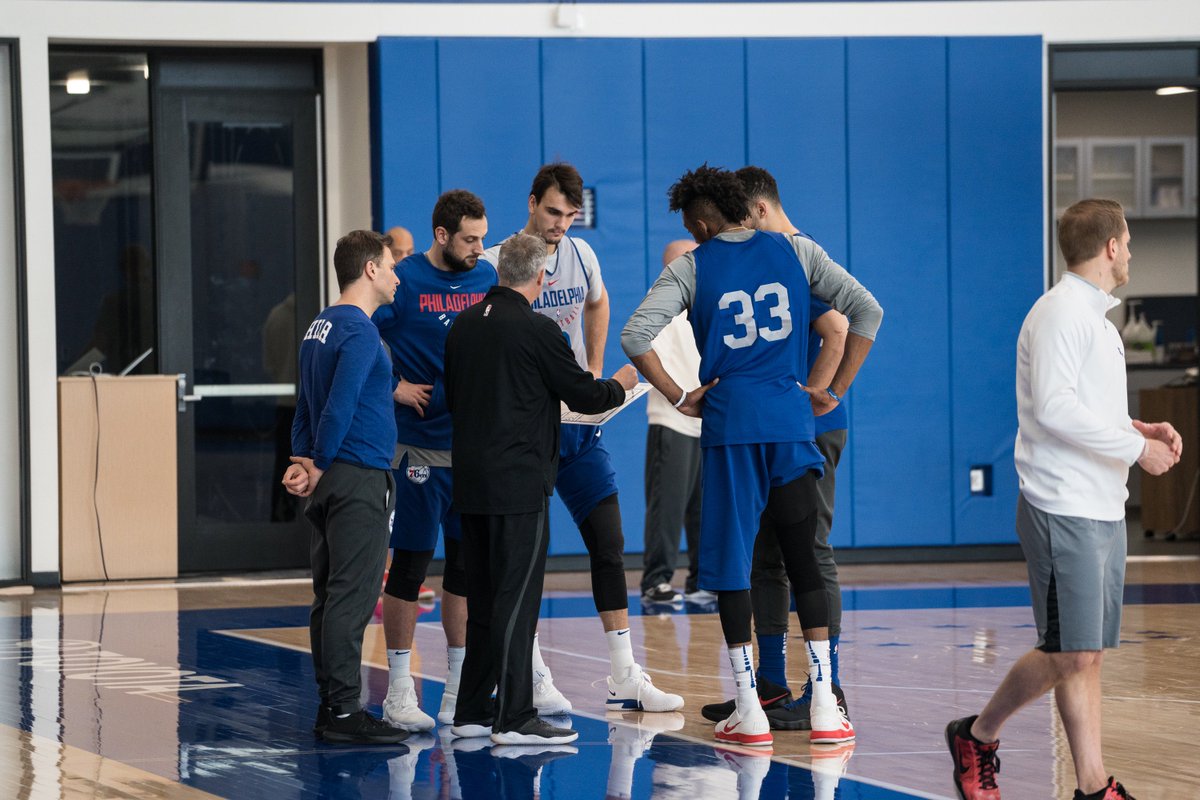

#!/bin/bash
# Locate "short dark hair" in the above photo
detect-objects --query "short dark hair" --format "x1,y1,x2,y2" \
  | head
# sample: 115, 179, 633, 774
735, 165, 781, 206
529, 162, 584, 208
1058, 199, 1126, 267
333, 230, 390, 291
668, 164, 750, 226
432, 189, 486, 236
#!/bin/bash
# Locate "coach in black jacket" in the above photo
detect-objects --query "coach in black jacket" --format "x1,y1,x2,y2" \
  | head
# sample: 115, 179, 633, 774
444, 232, 637, 745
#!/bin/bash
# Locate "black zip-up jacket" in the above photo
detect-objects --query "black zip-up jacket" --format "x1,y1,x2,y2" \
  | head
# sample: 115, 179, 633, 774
445, 285, 625, 515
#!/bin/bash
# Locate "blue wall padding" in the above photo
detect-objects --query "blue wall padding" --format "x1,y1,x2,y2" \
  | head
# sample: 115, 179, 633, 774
847, 38, 953, 546
371, 39, 441, 237
369, 35, 1044, 555
947, 36, 1044, 545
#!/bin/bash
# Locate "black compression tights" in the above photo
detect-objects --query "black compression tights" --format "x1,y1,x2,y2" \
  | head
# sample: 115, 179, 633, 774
579, 494, 629, 613
716, 472, 829, 644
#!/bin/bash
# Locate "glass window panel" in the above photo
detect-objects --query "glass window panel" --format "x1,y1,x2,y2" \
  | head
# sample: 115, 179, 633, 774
0, 45, 21, 581
50, 51, 157, 376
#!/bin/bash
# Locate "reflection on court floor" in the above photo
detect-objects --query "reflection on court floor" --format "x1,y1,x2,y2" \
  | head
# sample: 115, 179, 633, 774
0, 561, 1196, 799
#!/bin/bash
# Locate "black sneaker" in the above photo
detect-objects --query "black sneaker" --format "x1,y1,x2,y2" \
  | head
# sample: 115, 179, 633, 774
700, 675, 793, 723
641, 583, 683, 604
489, 716, 579, 745
313, 704, 331, 736
768, 683, 849, 731
321, 709, 409, 745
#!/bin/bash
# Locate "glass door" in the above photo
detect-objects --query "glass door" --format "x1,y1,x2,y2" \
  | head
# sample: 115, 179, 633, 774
155, 85, 320, 572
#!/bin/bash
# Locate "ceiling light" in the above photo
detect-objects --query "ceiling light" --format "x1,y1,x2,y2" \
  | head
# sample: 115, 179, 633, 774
1155, 86, 1196, 96
65, 69, 90, 95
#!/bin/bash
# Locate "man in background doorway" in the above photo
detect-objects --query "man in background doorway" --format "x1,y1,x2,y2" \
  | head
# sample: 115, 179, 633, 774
386, 226, 415, 262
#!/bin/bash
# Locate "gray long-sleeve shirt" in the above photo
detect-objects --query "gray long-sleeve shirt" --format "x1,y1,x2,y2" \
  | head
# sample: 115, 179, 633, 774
621, 230, 883, 359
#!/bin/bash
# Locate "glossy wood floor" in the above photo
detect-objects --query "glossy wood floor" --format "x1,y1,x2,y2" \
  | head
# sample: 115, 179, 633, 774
0, 551, 1196, 799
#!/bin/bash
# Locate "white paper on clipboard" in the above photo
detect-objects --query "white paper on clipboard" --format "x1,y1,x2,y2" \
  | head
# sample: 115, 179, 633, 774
561, 383, 650, 426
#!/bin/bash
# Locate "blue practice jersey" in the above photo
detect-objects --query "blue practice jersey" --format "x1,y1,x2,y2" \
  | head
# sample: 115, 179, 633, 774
808, 297, 848, 435
690, 230, 814, 448
292, 304, 396, 471
373, 253, 498, 450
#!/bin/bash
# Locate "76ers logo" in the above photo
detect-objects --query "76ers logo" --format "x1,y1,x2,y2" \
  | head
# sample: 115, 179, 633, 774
406, 465, 431, 485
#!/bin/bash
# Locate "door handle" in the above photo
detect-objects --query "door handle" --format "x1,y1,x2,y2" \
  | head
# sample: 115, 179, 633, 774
177, 373, 202, 412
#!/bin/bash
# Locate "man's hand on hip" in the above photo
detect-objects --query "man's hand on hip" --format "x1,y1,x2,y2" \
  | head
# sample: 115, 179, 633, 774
393, 378, 433, 418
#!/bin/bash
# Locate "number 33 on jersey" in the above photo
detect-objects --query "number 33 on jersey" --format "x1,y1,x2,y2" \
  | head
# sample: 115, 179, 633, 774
689, 230, 814, 448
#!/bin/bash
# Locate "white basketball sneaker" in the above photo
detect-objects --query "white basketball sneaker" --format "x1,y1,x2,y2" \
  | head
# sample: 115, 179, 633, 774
382, 676, 436, 732
606, 664, 684, 712
809, 698, 855, 745
714, 704, 773, 748
437, 685, 457, 726
532, 671, 573, 716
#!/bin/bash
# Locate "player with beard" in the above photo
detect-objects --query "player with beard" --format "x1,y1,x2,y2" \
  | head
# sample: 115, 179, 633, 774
373, 190, 497, 730
482, 163, 684, 715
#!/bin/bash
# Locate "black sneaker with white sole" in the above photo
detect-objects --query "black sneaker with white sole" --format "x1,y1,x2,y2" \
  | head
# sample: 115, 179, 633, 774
489, 716, 579, 745
313, 704, 331, 736
700, 675, 793, 723
641, 583, 683, 604
767, 683, 850, 731
321, 709, 409, 745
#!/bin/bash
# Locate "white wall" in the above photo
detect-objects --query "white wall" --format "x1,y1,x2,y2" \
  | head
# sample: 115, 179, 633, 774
0, 45, 22, 581
5, 0, 1200, 580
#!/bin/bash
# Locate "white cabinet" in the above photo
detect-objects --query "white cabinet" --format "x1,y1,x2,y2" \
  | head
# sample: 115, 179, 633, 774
1054, 138, 1083, 216
1054, 136, 1196, 218
1086, 138, 1141, 213
1143, 137, 1196, 217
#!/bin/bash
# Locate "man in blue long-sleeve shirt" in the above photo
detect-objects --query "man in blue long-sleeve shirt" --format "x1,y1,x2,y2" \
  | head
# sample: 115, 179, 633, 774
283, 229, 408, 745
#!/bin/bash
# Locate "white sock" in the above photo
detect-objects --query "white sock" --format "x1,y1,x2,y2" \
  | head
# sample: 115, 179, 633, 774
531, 633, 550, 681
445, 646, 465, 694
607, 628, 636, 678
387, 648, 411, 685
727, 644, 757, 715
806, 639, 835, 708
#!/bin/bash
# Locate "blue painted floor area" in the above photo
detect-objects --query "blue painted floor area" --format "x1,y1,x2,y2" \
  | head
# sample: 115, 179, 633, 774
2, 581, 1196, 799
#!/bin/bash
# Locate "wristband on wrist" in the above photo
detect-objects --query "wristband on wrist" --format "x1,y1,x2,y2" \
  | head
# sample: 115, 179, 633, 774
673, 389, 688, 408
826, 387, 841, 403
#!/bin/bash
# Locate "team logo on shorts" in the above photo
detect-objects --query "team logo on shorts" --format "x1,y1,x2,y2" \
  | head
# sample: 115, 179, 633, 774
406, 465, 431, 485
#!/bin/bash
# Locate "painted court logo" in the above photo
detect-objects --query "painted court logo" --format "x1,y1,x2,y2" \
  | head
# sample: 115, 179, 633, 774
406, 465, 431, 485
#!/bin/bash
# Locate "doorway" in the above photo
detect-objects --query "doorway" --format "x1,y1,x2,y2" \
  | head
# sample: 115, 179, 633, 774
50, 49, 322, 574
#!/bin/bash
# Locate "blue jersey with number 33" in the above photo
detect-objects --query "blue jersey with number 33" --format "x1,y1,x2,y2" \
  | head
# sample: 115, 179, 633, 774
690, 230, 813, 448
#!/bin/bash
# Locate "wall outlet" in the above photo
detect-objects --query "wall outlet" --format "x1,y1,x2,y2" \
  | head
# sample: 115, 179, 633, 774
969, 465, 992, 496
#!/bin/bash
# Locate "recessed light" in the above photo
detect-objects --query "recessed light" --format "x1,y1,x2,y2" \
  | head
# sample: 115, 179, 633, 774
65, 69, 90, 95
1155, 86, 1196, 96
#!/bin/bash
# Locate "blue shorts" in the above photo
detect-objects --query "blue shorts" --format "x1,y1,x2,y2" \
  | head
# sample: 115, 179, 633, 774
390, 453, 461, 551
555, 424, 619, 527
699, 441, 824, 591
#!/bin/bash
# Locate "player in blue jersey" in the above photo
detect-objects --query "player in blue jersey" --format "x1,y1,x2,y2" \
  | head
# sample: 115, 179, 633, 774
284, 229, 408, 745
623, 165, 882, 749
483, 163, 683, 715
702, 168, 856, 747
372, 191, 497, 731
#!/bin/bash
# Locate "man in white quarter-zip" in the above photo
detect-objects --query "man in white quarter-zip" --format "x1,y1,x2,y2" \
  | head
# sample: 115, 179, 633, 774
946, 198, 1181, 800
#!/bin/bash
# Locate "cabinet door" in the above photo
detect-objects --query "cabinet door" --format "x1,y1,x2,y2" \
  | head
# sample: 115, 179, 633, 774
1086, 138, 1140, 215
1054, 138, 1083, 215
1143, 137, 1195, 217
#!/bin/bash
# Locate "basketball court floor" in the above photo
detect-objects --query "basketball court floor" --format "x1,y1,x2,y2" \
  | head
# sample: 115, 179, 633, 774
0, 552, 1196, 800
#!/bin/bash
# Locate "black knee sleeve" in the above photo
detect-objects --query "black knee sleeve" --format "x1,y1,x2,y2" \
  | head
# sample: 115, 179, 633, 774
768, 474, 830, 631
579, 494, 628, 613
441, 536, 467, 598
383, 548, 434, 601
717, 589, 753, 645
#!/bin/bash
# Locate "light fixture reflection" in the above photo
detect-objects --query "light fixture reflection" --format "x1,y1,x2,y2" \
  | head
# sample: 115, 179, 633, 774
65, 69, 90, 95
1155, 86, 1197, 96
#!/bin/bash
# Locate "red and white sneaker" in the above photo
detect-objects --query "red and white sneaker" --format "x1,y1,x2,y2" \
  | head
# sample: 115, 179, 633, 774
809, 700, 855, 744
418, 584, 436, 602
714, 705, 773, 748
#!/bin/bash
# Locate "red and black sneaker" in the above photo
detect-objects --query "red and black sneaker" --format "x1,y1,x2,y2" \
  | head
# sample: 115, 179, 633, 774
1073, 777, 1136, 800
700, 676, 792, 723
946, 716, 1001, 800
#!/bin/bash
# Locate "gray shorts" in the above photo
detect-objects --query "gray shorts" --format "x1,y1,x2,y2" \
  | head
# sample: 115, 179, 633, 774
1015, 494, 1126, 652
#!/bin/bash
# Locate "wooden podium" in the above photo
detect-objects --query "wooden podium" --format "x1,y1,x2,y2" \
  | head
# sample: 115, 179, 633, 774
1139, 384, 1199, 538
58, 375, 178, 581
